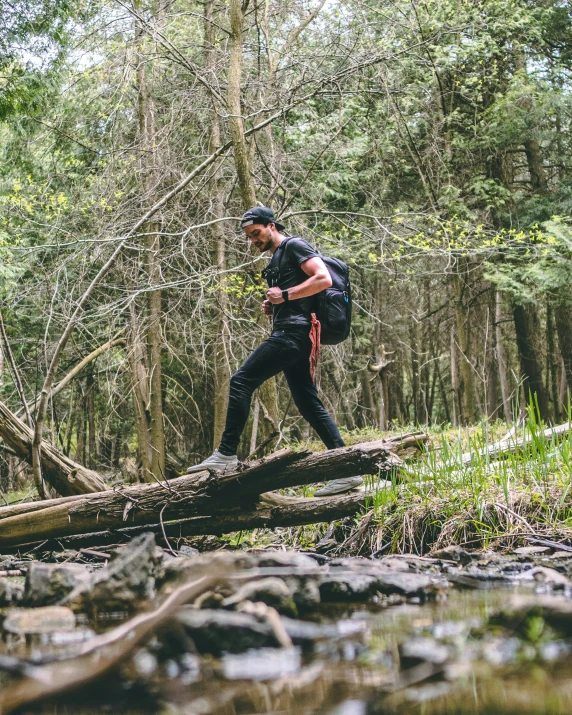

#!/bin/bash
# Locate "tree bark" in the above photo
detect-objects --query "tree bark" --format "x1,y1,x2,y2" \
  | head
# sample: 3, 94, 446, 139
409, 318, 421, 423
228, 0, 256, 207
554, 300, 572, 400
206, 0, 231, 449
524, 138, 548, 194
86, 367, 96, 469
69, 491, 370, 548
495, 291, 513, 422
226, 0, 279, 453
135, 2, 166, 482
452, 272, 476, 424
547, 302, 560, 421
450, 323, 459, 426
128, 305, 152, 480
512, 302, 550, 420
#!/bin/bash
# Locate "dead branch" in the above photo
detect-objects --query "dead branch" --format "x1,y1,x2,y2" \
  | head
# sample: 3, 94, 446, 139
0, 400, 106, 496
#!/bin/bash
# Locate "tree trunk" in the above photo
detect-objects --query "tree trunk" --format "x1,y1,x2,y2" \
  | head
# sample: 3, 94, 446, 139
0, 434, 426, 547
228, 0, 256, 208
450, 323, 459, 427
360, 368, 376, 427
512, 302, 550, 420
496, 291, 513, 422
68, 491, 370, 547
128, 305, 152, 480
75, 392, 86, 465
524, 138, 548, 194
135, 0, 165, 481
547, 302, 560, 421
409, 318, 421, 423
554, 300, 572, 399
86, 367, 96, 469
206, 0, 231, 449
452, 272, 476, 424
226, 0, 279, 452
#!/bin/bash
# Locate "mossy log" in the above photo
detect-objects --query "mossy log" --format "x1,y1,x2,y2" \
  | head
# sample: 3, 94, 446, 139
0, 434, 427, 548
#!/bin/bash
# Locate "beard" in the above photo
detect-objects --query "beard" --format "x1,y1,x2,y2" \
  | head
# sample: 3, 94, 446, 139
255, 237, 272, 252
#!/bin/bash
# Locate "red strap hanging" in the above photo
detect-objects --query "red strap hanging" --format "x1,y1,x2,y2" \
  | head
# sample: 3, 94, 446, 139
309, 313, 321, 382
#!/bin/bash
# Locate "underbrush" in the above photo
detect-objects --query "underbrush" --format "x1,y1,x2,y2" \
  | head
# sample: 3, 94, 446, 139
243, 407, 572, 556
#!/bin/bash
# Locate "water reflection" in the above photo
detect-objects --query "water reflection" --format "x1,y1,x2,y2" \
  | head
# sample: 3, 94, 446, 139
12, 588, 572, 715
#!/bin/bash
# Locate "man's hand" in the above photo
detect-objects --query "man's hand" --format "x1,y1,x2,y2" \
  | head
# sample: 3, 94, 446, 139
262, 299, 273, 316
266, 287, 284, 304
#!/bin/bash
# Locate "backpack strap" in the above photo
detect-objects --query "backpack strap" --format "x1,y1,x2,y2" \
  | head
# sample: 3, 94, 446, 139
276, 236, 316, 278
276, 236, 298, 279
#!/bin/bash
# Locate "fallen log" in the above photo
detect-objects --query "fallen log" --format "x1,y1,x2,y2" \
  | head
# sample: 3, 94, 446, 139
213, 433, 424, 497
0, 400, 107, 495
0, 434, 426, 548
461, 421, 571, 466
5, 490, 368, 551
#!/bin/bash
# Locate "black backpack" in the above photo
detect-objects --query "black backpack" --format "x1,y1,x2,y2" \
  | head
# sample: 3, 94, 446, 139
279, 237, 352, 345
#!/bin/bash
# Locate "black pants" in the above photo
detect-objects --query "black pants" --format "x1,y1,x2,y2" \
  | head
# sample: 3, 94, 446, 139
219, 326, 345, 456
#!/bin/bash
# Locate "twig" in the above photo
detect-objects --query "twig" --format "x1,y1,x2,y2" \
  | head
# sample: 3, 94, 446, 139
369, 543, 390, 559
246, 430, 280, 460
238, 600, 293, 648
159, 504, 177, 557
494, 502, 535, 533
334, 509, 374, 554
79, 548, 110, 560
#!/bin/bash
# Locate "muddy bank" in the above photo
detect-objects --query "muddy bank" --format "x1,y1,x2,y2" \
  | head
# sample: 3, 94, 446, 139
2, 535, 572, 713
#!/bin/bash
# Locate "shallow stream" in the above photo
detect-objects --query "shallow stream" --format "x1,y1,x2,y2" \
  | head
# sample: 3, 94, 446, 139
12, 583, 572, 715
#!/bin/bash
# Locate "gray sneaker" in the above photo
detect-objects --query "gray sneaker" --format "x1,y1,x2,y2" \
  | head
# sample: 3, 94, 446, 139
186, 449, 238, 474
313, 476, 363, 497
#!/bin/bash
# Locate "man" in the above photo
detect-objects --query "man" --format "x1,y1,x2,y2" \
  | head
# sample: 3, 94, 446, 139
186, 206, 362, 497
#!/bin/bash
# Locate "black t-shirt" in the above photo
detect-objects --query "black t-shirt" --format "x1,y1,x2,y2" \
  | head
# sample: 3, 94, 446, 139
263, 237, 320, 328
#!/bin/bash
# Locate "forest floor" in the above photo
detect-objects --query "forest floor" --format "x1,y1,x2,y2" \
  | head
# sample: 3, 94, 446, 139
207, 416, 572, 559
1, 420, 572, 713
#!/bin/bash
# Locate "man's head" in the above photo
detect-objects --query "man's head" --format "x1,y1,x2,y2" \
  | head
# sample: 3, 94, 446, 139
240, 206, 285, 252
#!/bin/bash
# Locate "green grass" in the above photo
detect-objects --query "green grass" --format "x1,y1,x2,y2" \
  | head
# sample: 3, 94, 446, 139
266, 402, 572, 556
356, 403, 572, 555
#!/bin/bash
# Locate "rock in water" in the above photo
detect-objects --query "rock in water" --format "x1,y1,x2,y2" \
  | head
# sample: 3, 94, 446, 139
80, 533, 160, 611
61, 533, 161, 612
513, 546, 551, 556
24, 564, 91, 607
0, 578, 23, 607
4, 606, 75, 635
319, 559, 444, 600
222, 577, 297, 615
399, 637, 450, 668
177, 608, 281, 655
430, 545, 474, 565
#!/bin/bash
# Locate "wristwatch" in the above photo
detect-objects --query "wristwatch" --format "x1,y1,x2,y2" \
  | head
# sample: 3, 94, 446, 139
281, 290, 289, 302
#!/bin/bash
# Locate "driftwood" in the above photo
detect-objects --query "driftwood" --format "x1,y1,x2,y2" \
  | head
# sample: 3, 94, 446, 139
0, 433, 426, 548
0, 400, 106, 495
461, 421, 571, 466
